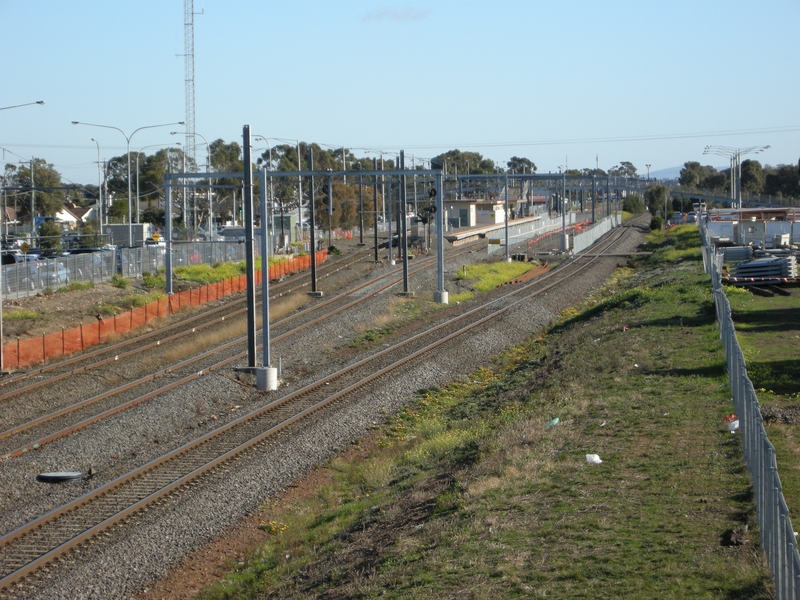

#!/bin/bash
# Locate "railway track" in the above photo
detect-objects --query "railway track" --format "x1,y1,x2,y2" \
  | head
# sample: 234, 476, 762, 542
0, 242, 485, 460
0, 248, 374, 396
0, 218, 643, 594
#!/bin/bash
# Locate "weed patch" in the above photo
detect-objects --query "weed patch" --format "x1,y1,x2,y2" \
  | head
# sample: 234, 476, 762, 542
110, 274, 130, 289
2, 308, 39, 321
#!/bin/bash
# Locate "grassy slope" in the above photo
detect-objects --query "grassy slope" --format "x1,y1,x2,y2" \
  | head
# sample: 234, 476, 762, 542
200, 227, 774, 599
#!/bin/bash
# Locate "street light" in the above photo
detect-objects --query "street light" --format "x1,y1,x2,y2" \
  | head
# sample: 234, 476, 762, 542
0, 100, 44, 111
72, 120, 184, 245
703, 145, 770, 209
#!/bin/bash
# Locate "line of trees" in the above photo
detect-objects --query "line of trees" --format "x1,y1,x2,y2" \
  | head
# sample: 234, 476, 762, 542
4, 149, 799, 238
679, 160, 800, 198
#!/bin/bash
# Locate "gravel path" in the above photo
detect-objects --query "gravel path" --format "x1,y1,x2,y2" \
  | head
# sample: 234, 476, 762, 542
1, 221, 647, 600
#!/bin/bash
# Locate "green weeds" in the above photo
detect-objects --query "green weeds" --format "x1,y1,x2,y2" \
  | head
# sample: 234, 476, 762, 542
454, 261, 534, 293
2, 308, 39, 321
110, 274, 130, 289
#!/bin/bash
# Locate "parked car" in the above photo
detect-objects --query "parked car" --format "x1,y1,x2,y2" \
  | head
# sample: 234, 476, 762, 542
1, 250, 27, 266
23, 259, 70, 289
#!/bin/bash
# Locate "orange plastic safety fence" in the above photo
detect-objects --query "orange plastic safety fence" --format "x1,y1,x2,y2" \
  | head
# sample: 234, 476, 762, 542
3, 251, 329, 370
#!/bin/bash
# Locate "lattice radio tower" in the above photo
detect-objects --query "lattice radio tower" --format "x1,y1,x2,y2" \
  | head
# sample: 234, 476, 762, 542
184, 0, 196, 172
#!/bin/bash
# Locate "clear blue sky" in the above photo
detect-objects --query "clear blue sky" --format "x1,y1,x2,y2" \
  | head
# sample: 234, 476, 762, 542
1, 0, 798, 185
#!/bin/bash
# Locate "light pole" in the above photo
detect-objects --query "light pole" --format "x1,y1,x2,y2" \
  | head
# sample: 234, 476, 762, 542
0, 100, 44, 111
704, 145, 770, 209
72, 120, 184, 245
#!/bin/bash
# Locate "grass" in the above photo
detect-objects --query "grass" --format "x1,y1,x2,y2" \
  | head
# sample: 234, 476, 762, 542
454, 261, 535, 293
141, 257, 288, 289
197, 227, 773, 599
2, 308, 40, 321
117, 291, 166, 309
725, 282, 800, 518
61, 280, 94, 292
347, 297, 422, 349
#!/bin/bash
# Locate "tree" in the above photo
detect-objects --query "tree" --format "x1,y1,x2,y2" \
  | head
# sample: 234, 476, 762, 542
608, 161, 638, 178
622, 194, 645, 214
645, 184, 669, 218
108, 198, 129, 223
678, 162, 720, 189
37, 219, 63, 257
4, 158, 64, 222
209, 139, 243, 225
679, 162, 703, 188
430, 149, 496, 175
764, 163, 800, 198
740, 159, 764, 194
507, 156, 537, 174
704, 172, 728, 192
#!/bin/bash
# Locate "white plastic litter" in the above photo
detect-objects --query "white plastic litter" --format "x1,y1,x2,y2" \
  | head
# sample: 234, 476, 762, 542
546, 418, 559, 429
586, 454, 602, 464
728, 420, 740, 433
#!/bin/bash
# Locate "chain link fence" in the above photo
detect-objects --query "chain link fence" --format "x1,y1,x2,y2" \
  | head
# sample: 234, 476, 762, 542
702, 223, 800, 598
2, 241, 251, 301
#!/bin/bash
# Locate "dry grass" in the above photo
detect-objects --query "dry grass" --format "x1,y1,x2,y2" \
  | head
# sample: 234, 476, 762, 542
138, 294, 307, 372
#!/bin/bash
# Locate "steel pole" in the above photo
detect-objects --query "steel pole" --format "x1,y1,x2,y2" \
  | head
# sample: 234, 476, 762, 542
259, 166, 271, 368
561, 174, 567, 251
242, 125, 257, 367
165, 176, 173, 295
358, 167, 364, 246
504, 172, 511, 261
373, 158, 379, 262
309, 149, 318, 293
434, 171, 447, 304
400, 150, 410, 292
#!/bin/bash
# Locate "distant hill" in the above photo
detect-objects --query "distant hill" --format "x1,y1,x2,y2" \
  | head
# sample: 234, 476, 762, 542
649, 166, 682, 180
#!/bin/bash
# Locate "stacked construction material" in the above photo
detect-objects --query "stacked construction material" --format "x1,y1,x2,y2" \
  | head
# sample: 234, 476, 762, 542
722, 246, 753, 262
724, 255, 797, 286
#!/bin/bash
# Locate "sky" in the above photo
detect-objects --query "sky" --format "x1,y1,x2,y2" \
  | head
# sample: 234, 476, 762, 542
1, 0, 798, 187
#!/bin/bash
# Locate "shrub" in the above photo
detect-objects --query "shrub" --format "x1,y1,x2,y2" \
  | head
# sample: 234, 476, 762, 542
650, 215, 663, 231
110, 274, 130, 289
142, 272, 166, 288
